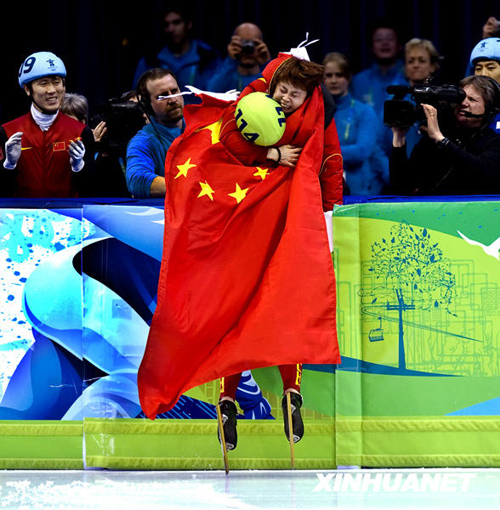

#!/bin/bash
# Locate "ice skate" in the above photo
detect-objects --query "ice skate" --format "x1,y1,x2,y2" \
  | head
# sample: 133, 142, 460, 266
282, 392, 304, 443
217, 400, 238, 451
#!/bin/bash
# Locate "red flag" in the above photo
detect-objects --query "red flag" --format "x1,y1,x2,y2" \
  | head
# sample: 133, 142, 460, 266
138, 70, 341, 419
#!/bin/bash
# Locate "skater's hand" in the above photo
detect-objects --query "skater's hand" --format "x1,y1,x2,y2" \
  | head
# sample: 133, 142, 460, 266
4, 132, 23, 169
69, 138, 85, 172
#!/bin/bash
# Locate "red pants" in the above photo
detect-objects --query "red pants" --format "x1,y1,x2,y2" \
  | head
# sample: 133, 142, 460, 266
220, 364, 302, 400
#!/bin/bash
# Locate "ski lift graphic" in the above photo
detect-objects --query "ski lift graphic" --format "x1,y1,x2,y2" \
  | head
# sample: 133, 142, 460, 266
368, 317, 384, 342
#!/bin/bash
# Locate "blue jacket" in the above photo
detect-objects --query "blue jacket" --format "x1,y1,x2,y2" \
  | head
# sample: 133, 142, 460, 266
351, 61, 408, 156
207, 57, 266, 92
351, 60, 408, 116
490, 112, 500, 133
126, 118, 183, 198
334, 93, 388, 195
133, 39, 221, 92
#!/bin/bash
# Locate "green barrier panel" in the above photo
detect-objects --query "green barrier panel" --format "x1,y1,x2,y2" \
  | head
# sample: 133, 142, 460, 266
84, 418, 335, 470
0, 421, 83, 469
84, 367, 336, 470
5, 200, 500, 469
333, 201, 500, 467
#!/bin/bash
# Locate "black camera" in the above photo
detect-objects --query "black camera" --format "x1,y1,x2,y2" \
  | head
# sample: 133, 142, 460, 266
240, 39, 256, 55
92, 96, 146, 153
384, 84, 466, 129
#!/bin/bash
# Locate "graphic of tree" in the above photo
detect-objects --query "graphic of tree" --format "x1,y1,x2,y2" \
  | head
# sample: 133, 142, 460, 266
360, 221, 456, 370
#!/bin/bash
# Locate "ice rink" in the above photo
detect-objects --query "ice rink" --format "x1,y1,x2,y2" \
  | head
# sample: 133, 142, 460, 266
1, 468, 499, 509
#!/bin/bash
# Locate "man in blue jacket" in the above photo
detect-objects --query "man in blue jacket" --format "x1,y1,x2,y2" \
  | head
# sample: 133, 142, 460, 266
126, 68, 184, 198
351, 20, 408, 157
132, 5, 220, 93
207, 22, 271, 93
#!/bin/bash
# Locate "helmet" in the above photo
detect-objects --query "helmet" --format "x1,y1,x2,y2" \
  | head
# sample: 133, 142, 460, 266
470, 37, 500, 66
234, 92, 286, 146
18, 51, 67, 88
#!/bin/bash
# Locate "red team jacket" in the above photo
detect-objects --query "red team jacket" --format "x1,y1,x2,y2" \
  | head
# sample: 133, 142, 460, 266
0, 112, 93, 198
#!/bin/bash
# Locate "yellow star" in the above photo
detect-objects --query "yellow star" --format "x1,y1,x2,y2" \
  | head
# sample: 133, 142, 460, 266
198, 181, 215, 201
198, 119, 222, 145
175, 157, 196, 179
253, 167, 268, 180
228, 183, 249, 204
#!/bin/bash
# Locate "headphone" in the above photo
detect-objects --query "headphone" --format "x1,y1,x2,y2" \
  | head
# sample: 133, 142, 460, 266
482, 76, 500, 126
136, 68, 179, 119
136, 72, 156, 119
137, 92, 154, 118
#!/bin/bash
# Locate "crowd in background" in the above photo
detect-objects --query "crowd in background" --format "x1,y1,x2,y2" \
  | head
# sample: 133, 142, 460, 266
1, 2, 500, 200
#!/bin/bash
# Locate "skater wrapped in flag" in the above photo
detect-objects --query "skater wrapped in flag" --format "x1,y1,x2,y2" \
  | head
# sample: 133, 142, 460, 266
137, 43, 343, 454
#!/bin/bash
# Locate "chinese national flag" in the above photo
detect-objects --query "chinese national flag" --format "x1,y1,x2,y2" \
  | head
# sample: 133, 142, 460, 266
138, 89, 340, 419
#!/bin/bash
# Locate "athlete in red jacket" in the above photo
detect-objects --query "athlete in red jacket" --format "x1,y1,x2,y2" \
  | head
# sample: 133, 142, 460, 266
0, 51, 94, 198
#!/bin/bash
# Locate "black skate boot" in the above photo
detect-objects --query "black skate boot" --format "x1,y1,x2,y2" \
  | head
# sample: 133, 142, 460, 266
218, 400, 238, 451
282, 392, 304, 443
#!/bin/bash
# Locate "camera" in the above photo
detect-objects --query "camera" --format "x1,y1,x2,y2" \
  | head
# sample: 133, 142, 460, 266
92, 95, 146, 153
240, 39, 256, 55
384, 83, 466, 129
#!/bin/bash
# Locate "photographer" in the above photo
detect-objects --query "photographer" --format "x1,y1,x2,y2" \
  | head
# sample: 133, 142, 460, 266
389, 75, 500, 195
207, 23, 271, 93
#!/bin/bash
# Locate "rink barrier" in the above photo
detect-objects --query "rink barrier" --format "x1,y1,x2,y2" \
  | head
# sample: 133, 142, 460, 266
0, 197, 499, 469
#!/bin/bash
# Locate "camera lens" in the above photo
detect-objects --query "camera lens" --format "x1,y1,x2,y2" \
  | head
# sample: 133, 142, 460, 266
240, 39, 256, 55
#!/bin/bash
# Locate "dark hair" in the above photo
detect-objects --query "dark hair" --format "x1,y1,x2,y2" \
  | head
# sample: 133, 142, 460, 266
269, 57, 324, 97
160, 1, 193, 23
136, 68, 177, 108
460, 75, 500, 112
367, 17, 403, 44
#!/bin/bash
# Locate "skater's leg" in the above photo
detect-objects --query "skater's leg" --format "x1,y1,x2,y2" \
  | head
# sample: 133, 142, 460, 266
217, 373, 241, 450
279, 364, 304, 443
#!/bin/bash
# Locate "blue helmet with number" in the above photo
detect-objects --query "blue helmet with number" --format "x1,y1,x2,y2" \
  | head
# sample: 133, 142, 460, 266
470, 37, 500, 66
18, 51, 67, 88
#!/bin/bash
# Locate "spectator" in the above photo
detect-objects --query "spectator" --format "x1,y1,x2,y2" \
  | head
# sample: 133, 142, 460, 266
62, 92, 132, 198
62, 92, 107, 143
389, 75, 500, 195
465, 17, 500, 76
351, 20, 407, 118
0, 51, 95, 198
402, 38, 442, 155
351, 20, 408, 157
482, 16, 500, 38
470, 36, 500, 133
132, 3, 220, 94
207, 22, 271, 92
126, 68, 184, 198
405, 38, 441, 86
323, 52, 388, 195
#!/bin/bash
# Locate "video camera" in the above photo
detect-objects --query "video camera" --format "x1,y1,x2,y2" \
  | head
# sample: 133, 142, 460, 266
92, 95, 146, 153
383, 83, 466, 129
